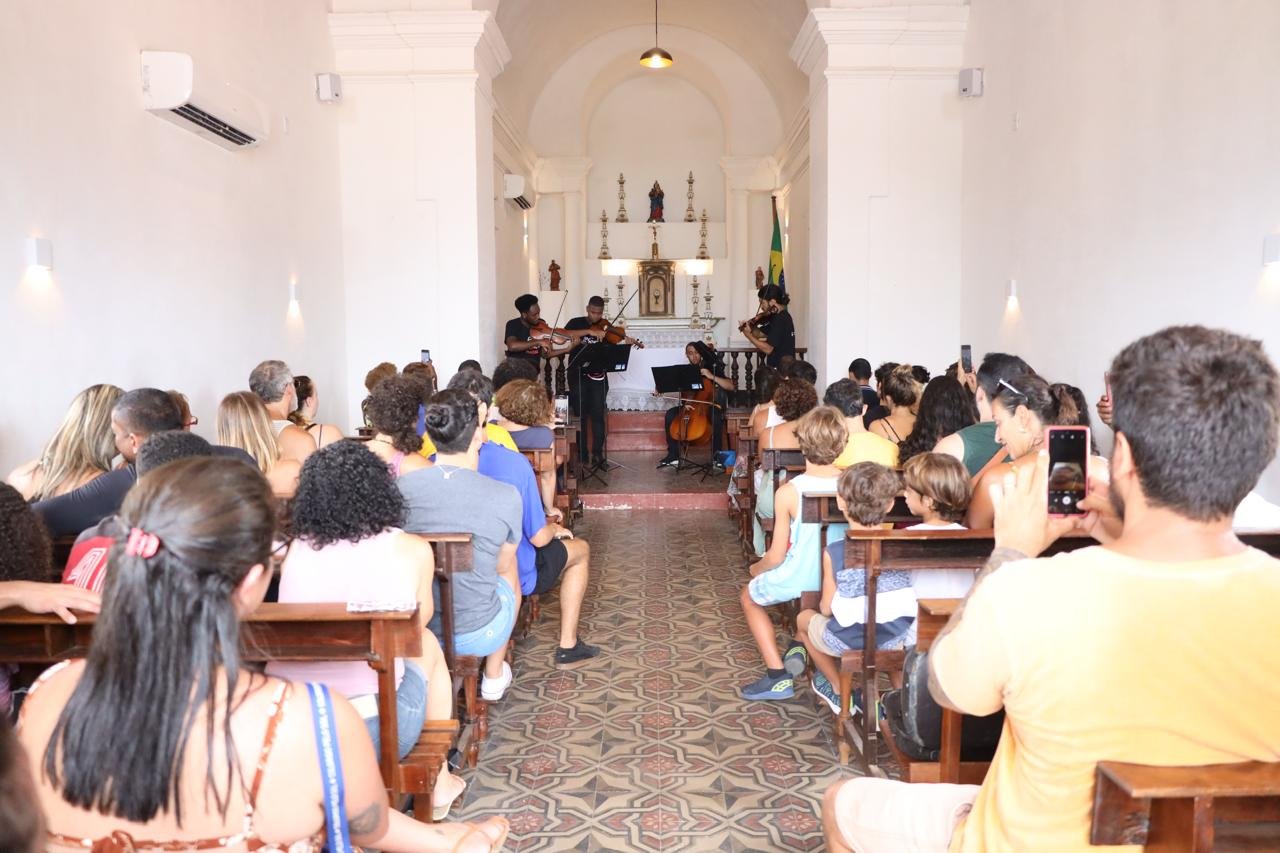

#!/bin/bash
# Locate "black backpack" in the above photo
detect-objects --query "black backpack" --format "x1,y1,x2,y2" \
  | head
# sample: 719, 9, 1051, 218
881, 649, 1005, 762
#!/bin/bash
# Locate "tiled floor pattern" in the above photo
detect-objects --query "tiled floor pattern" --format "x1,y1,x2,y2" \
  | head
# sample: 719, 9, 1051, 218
578, 452, 731, 495
452, 510, 854, 851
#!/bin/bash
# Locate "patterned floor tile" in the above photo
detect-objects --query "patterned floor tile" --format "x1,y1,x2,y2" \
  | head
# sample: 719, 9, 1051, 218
451, 510, 864, 851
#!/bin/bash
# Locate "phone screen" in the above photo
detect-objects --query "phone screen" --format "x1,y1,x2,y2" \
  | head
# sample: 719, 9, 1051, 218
420, 349, 432, 365
960, 345, 973, 374
1047, 428, 1088, 515
1104, 371, 1112, 400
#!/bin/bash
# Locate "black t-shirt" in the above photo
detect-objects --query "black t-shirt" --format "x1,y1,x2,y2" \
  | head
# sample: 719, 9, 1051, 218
504, 317, 541, 362
564, 316, 606, 382
763, 310, 796, 367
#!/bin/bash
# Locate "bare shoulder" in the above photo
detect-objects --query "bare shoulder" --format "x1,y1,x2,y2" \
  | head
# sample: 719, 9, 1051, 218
393, 529, 435, 567
933, 431, 964, 459
6, 460, 40, 499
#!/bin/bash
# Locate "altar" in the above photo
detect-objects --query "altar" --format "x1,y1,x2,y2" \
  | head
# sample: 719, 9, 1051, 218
605, 317, 725, 411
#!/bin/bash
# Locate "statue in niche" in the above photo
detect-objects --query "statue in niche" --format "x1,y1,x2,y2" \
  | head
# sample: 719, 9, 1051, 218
647, 181, 665, 223
547, 260, 561, 291
755, 266, 765, 290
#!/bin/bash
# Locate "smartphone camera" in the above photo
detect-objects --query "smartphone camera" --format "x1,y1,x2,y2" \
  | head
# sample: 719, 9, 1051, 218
1047, 427, 1089, 515
420, 349, 432, 365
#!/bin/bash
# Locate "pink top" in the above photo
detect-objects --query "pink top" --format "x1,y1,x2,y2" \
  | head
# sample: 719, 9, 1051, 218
265, 529, 415, 695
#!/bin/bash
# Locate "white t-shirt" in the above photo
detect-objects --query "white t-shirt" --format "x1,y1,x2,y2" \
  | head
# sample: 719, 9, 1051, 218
904, 522, 975, 599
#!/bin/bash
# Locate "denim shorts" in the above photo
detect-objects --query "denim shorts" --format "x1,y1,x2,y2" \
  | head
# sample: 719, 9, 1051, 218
359, 659, 427, 760
454, 577, 517, 658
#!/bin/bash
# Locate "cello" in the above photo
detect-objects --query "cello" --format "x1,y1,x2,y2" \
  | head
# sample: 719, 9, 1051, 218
668, 367, 716, 445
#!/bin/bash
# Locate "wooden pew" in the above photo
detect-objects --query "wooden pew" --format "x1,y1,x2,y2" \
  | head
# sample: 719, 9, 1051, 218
1092, 761, 1280, 851
553, 417, 582, 524
0, 604, 457, 822
520, 445, 573, 531
756, 448, 807, 552
735, 425, 759, 554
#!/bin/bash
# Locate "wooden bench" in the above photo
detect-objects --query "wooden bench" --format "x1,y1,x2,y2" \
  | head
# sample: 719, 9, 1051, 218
756, 448, 807, 552
553, 417, 582, 524
0, 604, 457, 822
520, 445, 574, 531
734, 425, 759, 553
1092, 761, 1280, 850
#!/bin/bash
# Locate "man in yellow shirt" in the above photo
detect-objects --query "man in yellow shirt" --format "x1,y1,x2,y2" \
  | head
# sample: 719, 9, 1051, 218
824, 379, 899, 468
824, 325, 1280, 852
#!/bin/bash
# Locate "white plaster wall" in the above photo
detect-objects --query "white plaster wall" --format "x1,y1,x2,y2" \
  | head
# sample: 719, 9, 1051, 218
960, 0, 1280, 499
779, 174, 811, 359
0, 0, 347, 473
492, 164, 529, 370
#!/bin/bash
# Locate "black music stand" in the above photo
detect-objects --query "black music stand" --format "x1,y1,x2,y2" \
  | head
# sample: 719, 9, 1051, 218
574, 343, 633, 484
652, 364, 718, 478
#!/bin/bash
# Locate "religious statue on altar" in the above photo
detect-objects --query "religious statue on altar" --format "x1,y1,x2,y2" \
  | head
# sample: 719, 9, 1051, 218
548, 259, 561, 291
647, 181, 665, 223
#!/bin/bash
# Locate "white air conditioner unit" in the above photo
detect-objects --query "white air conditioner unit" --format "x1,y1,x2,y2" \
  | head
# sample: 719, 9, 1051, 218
140, 51, 267, 150
503, 174, 534, 210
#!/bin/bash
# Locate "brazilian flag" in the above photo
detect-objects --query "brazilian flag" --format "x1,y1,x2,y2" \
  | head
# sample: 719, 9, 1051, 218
768, 195, 785, 293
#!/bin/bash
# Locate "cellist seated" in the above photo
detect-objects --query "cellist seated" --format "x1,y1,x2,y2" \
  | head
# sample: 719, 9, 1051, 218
658, 342, 735, 471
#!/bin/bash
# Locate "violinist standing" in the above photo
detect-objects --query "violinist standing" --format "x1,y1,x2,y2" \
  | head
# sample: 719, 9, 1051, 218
658, 341, 735, 471
739, 284, 796, 369
564, 296, 639, 467
504, 294, 586, 365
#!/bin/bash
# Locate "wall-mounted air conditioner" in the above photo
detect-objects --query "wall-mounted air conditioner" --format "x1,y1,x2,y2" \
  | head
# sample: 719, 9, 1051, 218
503, 174, 534, 210
140, 51, 267, 150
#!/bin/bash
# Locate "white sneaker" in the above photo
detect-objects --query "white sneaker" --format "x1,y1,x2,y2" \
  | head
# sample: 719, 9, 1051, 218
480, 661, 513, 702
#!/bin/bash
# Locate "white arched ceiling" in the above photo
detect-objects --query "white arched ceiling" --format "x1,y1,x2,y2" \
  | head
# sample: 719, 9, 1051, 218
527, 24, 784, 157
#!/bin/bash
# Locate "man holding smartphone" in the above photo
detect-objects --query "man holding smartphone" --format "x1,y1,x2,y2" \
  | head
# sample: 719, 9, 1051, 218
824, 325, 1280, 853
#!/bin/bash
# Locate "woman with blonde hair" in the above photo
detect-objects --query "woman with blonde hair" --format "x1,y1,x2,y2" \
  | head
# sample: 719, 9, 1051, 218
216, 392, 302, 498
7, 384, 123, 501
492, 379, 561, 520
288, 375, 344, 449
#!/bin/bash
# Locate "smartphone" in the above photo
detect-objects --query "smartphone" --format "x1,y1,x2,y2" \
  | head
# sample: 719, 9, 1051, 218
1046, 426, 1090, 516
1104, 371, 1112, 400
420, 349, 432, 365
960, 345, 973, 374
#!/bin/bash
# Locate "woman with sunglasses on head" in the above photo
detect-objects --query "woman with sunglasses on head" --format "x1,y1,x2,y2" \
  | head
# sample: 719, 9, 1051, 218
18, 455, 507, 852
964, 373, 1084, 529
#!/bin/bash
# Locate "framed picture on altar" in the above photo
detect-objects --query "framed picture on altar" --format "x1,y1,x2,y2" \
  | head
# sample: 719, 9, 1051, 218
639, 260, 675, 317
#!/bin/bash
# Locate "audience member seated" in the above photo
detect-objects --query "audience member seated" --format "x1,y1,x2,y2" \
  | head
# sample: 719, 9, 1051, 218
897, 376, 979, 467
288, 375, 344, 448
934, 352, 1034, 477
902, 452, 975, 598
492, 358, 539, 395
847, 358, 880, 422
825, 325, 1280, 853
32, 388, 184, 538
1052, 381, 1100, 453
458, 359, 483, 374
7, 384, 122, 501
167, 389, 198, 430
965, 373, 1082, 529
216, 391, 303, 498
402, 360, 439, 397
911, 365, 931, 385
362, 376, 432, 477
0, 715, 41, 852
870, 365, 921, 445
493, 379, 561, 520
823, 379, 899, 469
794, 462, 909, 713
248, 359, 317, 463
361, 360, 399, 426
399, 390, 522, 703
864, 362, 898, 427
748, 366, 781, 430
418, 371, 518, 456
752, 378, 820, 556
18, 456, 506, 850
62, 430, 215, 594
265, 441, 467, 819
740, 406, 848, 701
0, 482, 56, 712
450, 371, 601, 669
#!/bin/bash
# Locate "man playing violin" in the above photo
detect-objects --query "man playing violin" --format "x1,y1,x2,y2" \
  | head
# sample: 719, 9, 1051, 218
564, 296, 642, 468
504, 294, 587, 365
738, 284, 796, 369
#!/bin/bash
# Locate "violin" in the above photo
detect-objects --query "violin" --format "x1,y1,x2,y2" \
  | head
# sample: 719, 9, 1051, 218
588, 318, 645, 349
738, 305, 778, 333
527, 319, 575, 357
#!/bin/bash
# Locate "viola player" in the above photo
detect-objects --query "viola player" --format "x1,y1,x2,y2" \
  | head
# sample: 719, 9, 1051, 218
738, 284, 796, 369
504, 294, 584, 365
564, 296, 640, 470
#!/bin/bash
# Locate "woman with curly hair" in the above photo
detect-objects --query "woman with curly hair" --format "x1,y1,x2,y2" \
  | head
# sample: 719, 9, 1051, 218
215, 392, 302, 498
752, 378, 819, 556
493, 379, 561, 519
266, 441, 470, 820
363, 375, 432, 477
870, 364, 922, 445
288, 375, 344, 449
0, 482, 55, 713
896, 376, 980, 466
7, 384, 123, 501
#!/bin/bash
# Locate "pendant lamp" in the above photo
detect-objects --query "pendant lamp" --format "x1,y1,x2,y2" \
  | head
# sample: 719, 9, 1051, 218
640, 0, 673, 68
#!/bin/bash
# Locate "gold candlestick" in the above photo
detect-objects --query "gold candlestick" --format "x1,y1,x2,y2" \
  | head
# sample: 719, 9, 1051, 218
597, 210, 611, 259
697, 209, 710, 259
684, 172, 696, 222
616, 173, 629, 222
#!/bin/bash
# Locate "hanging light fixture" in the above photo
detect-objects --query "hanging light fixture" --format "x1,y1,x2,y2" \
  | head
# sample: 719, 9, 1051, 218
639, 0, 673, 69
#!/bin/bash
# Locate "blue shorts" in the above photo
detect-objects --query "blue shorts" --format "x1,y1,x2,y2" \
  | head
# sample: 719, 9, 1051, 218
748, 554, 821, 607
454, 577, 517, 658
361, 659, 427, 760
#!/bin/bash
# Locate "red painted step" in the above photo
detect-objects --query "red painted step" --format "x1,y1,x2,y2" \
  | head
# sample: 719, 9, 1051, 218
602, 411, 668, 451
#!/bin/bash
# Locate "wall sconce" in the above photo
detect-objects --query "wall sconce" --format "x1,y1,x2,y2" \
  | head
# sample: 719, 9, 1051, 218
25, 237, 53, 271
1005, 278, 1019, 312
288, 279, 302, 319
1264, 234, 1280, 266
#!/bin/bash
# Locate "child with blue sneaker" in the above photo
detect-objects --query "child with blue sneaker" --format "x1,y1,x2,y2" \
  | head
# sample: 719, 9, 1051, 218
739, 406, 848, 701
795, 462, 913, 713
